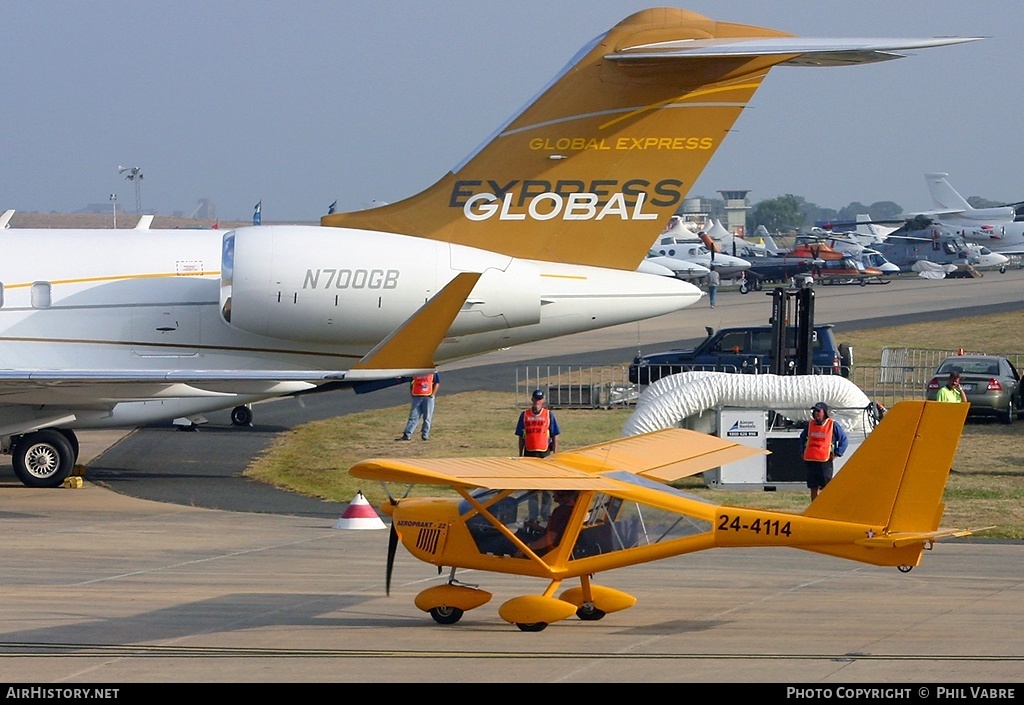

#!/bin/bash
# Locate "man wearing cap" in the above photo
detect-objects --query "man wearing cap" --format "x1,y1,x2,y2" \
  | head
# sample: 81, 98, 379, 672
799, 401, 849, 500
517, 389, 560, 457
516, 389, 561, 525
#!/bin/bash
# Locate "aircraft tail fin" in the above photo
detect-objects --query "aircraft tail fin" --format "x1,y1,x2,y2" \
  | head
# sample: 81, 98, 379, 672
801, 401, 975, 566
924, 172, 1015, 222
322, 10, 974, 271
925, 172, 973, 213
755, 225, 780, 253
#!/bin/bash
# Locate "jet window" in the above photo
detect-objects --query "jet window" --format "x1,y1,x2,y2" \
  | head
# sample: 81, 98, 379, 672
31, 281, 51, 309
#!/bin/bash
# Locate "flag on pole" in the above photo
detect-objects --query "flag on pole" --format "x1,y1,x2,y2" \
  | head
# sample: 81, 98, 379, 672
328, 200, 337, 215
253, 200, 262, 226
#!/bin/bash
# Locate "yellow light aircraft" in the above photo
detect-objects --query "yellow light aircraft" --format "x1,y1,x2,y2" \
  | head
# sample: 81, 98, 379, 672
351, 401, 985, 631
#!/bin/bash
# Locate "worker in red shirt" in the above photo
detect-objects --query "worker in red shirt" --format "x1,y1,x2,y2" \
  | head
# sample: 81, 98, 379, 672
800, 401, 849, 500
396, 372, 440, 441
516, 389, 561, 525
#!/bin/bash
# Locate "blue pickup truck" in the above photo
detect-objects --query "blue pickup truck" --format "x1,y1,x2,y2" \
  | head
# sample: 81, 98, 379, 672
628, 324, 852, 384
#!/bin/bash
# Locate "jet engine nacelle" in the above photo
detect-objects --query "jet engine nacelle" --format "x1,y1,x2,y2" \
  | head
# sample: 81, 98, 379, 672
220, 225, 540, 344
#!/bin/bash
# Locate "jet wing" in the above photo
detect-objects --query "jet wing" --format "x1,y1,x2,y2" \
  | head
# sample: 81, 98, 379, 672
350, 427, 766, 490
607, 36, 983, 66
0, 272, 482, 405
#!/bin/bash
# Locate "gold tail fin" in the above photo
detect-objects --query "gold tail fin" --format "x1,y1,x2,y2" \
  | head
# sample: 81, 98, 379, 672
322, 10, 977, 271
323, 9, 791, 269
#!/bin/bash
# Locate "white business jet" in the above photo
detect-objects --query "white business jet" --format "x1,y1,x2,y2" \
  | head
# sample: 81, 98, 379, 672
919, 173, 1024, 255
0, 9, 978, 486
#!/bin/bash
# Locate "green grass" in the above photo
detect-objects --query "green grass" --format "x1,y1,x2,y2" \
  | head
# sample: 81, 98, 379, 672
244, 313, 1024, 539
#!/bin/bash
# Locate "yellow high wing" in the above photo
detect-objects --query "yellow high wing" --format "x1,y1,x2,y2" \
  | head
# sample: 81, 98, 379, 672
349, 426, 766, 501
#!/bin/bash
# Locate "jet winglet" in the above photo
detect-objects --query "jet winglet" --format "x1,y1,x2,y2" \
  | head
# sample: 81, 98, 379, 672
348, 272, 481, 377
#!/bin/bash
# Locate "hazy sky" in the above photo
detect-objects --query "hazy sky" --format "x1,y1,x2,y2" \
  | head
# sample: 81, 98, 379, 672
3, 1, 1019, 222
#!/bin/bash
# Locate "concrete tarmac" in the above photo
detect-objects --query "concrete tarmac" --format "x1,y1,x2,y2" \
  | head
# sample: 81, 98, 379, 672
2, 271, 1023, 683
0, 481, 1020, 682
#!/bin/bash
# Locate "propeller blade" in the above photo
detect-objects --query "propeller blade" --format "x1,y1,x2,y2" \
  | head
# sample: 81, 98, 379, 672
386, 521, 398, 596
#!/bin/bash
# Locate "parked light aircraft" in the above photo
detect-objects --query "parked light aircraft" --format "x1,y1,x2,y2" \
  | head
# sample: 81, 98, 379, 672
708, 219, 773, 259
646, 213, 744, 279
650, 238, 749, 278
656, 214, 752, 274
0, 9, 978, 487
799, 230, 901, 275
872, 227, 1009, 274
823, 214, 1009, 273
920, 173, 1024, 255
350, 401, 985, 631
642, 252, 710, 281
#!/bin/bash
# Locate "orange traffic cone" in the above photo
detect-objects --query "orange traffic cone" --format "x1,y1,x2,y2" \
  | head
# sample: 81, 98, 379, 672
333, 491, 387, 530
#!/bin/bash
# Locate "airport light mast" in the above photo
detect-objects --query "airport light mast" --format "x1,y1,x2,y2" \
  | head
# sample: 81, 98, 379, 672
118, 166, 144, 216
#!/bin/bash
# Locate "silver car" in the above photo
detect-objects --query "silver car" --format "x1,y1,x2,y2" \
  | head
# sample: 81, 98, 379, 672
926, 355, 1022, 424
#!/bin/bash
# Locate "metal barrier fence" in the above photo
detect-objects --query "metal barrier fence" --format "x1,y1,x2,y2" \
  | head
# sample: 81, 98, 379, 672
851, 347, 1024, 409
515, 365, 638, 408
517, 348, 1023, 410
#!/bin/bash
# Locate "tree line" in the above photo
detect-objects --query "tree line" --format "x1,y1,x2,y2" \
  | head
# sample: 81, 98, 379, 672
694, 193, 1008, 234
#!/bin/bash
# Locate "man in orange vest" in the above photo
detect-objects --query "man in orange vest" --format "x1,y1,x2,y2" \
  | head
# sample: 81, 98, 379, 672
516, 389, 561, 525
396, 372, 440, 441
800, 401, 848, 500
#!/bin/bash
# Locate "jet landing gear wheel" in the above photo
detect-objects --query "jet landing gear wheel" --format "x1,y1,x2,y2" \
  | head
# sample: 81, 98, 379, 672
576, 603, 606, 621
12, 429, 75, 488
230, 405, 253, 426
429, 606, 464, 625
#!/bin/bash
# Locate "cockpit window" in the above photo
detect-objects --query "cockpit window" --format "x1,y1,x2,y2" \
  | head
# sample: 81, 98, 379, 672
220, 232, 235, 323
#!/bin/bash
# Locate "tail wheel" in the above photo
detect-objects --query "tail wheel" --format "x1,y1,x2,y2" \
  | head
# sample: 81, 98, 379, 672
429, 606, 464, 625
12, 429, 75, 488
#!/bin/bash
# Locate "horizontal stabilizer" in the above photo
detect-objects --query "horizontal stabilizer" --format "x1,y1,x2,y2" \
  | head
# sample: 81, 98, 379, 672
856, 526, 991, 548
608, 36, 982, 66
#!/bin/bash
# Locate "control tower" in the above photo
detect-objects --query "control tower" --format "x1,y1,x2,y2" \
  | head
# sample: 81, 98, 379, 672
718, 190, 751, 237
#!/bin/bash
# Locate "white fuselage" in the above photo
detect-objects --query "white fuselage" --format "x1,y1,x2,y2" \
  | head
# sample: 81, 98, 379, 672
0, 225, 701, 430
939, 219, 1024, 254
651, 238, 751, 277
